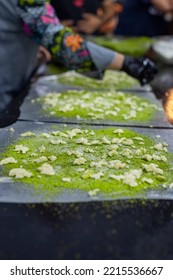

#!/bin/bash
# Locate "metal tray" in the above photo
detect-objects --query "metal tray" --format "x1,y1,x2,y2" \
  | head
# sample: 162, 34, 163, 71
0, 121, 173, 203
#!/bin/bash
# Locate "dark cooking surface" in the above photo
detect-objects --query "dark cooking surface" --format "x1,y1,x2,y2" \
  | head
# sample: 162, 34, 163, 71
0, 200, 173, 260
0, 66, 173, 260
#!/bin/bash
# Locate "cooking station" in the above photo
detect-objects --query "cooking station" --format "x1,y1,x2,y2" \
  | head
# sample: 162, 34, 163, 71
0, 36, 173, 260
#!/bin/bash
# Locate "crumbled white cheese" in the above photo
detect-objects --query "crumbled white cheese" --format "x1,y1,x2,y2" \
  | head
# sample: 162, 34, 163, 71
41, 133, 51, 138
151, 154, 160, 161
9, 168, 33, 179
76, 138, 88, 145
20, 131, 35, 137
111, 138, 119, 144
66, 131, 76, 139
105, 110, 117, 116
109, 174, 124, 181
67, 150, 75, 156
0, 157, 17, 165
121, 149, 133, 159
77, 168, 85, 172
135, 148, 146, 156
109, 160, 126, 169
52, 131, 59, 136
82, 169, 93, 179
108, 144, 119, 151
72, 128, 84, 134
30, 153, 38, 157
130, 169, 143, 179
154, 143, 165, 151
123, 173, 138, 187
59, 104, 74, 112
85, 148, 94, 153
108, 150, 117, 157
133, 137, 144, 142
50, 139, 67, 145
137, 107, 143, 112
152, 154, 167, 162
37, 163, 55, 176
112, 137, 126, 144
90, 160, 108, 168
123, 139, 134, 146
58, 132, 68, 138
50, 111, 56, 115
73, 157, 87, 165
62, 178, 71, 183
90, 171, 104, 180
38, 145, 46, 153
123, 110, 137, 120
142, 178, 153, 184
142, 163, 163, 175
88, 189, 100, 197
74, 150, 84, 158
33, 156, 48, 163
163, 142, 168, 147
142, 154, 153, 162
122, 169, 143, 187
102, 136, 111, 145
113, 129, 124, 134
48, 156, 57, 162
14, 145, 29, 154
9, 128, 14, 132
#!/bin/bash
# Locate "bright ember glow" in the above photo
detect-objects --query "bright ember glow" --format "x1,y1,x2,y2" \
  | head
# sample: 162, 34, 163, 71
163, 89, 173, 125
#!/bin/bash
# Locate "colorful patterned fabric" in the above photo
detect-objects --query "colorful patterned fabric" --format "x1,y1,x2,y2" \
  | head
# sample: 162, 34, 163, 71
17, 0, 96, 71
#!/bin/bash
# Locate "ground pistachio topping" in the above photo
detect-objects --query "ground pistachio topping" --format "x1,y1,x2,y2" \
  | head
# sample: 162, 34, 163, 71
1, 127, 173, 199
58, 70, 138, 90
36, 88, 162, 123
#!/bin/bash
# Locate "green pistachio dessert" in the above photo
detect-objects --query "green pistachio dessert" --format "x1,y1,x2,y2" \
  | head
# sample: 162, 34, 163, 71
1, 127, 173, 199
35, 89, 162, 122
92, 37, 153, 57
57, 70, 139, 90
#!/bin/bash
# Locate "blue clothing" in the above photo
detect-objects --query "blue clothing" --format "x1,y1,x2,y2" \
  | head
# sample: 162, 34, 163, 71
0, 0, 115, 97
115, 0, 169, 37
0, 0, 38, 96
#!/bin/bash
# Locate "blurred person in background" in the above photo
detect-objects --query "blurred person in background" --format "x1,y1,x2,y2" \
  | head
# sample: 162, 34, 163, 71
51, 0, 121, 35
0, 0, 157, 104
115, 0, 173, 37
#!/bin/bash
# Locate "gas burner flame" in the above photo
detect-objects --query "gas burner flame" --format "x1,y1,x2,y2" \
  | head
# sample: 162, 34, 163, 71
163, 89, 173, 125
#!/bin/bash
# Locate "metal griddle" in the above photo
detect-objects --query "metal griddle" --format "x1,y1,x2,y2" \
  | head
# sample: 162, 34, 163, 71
0, 121, 173, 203
0, 67, 173, 260
19, 77, 171, 128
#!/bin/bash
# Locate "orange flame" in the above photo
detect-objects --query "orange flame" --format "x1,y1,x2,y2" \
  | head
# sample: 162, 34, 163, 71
163, 89, 173, 125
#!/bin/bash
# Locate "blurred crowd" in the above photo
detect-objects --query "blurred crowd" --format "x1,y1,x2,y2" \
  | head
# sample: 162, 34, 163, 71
50, 0, 173, 37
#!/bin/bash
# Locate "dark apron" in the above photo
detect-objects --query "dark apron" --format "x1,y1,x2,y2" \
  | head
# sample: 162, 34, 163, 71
0, 0, 38, 96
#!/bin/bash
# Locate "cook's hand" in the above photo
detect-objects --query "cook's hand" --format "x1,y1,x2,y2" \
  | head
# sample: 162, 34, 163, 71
59, 19, 79, 33
151, 0, 173, 12
37, 46, 51, 62
61, 19, 74, 27
122, 56, 158, 85
77, 13, 102, 34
